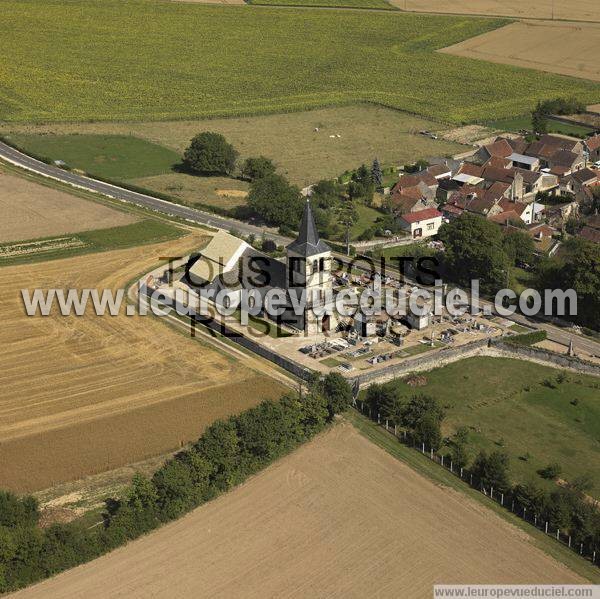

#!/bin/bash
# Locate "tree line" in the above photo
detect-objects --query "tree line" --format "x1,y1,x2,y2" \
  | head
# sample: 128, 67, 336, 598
0, 374, 353, 593
363, 383, 600, 558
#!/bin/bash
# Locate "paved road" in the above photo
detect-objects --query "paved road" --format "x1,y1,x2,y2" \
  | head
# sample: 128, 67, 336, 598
2, 140, 599, 357
0, 141, 288, 246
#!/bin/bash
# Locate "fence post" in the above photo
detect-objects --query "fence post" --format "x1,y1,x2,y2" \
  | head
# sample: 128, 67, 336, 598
580, 543, 583, 555
441, 455, 444, 467
422, 442, 425, 454
394, 424, 397, 436
430, 448, 433, 459
490, 487, 493, 499
556, 529, 560, 541
523, 507, 526, 520
501, 493, 504, 506
470, 473, 473, 485
377, 412, 380, 424
545, 522, 548, 534
460, 467, 463, 479
568, 536, 571, 548
450, 461, 453, 473
511, 499, 515, 512
534, 514, 537, 526
593, 550, 596, 563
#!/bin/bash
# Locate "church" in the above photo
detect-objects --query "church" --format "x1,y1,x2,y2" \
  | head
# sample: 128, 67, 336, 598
183, 200, 338, 335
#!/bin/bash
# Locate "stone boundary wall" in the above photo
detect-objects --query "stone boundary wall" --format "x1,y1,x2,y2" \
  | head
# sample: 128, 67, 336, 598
353, 338, 600, 387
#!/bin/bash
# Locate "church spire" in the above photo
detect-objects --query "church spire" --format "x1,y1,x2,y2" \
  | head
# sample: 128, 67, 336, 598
286, 199, 330, 257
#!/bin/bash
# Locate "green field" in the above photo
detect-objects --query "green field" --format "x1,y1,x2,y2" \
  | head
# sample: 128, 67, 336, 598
252, 0, 394, 8
362, 357, 600, 498
486, 116, 595, 138
5, 134, 180, 179
0, 219, 184, 266
2, 1, 599, 124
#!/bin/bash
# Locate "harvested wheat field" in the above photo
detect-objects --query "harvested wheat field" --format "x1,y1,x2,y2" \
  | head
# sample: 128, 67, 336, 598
0, 171, 137, 243
0, 232, 287, 493
399, 0, 600, 22
440, 20, 600, 82
12, 423, 583, 599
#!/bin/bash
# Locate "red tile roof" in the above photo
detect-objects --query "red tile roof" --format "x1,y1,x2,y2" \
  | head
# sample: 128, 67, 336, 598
489, 210, 522, 226
483, 138, 513, 158
458, 163, 484, 178
399, 208, 442, 224
484, 156, 512, 169
579, 226, 600, 244
586, 134, 600, 152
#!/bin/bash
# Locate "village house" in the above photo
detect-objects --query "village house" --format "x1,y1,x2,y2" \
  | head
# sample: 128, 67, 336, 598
585, 134, 600, 163
563, 167, 599, 197
578, 214, 600, 245
397, 207, 443, 239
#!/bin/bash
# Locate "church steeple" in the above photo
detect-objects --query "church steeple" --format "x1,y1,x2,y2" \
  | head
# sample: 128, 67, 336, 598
286, 199, 330, 257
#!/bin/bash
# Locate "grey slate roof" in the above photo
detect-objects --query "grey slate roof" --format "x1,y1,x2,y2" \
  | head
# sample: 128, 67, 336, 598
286, 200, 331, 257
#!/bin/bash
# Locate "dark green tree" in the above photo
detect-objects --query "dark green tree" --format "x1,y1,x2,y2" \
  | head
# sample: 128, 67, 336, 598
194, 419, 241, 491
503, 229, 535, 266
320, 372, 353, 418
247, 174, 303, 228
241, 156, 276, 181
400, 394, 444, 430
371, 158, 383, 187
438, 213, 510, 294
413, 412, 442, 450
471, 451, 510, 492
532, 101, 549, 135
183, 132, 238, 175
448, 426, 470, 469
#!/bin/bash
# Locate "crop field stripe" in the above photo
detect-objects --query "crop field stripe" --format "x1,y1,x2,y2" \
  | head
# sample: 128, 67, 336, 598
2, 1, 599, 124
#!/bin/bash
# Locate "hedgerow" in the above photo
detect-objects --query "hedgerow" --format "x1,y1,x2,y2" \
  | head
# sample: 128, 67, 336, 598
504, 330, 547, 346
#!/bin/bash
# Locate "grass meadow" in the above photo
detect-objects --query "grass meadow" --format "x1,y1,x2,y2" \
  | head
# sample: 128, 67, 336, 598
2, 1, 599, 124
5, 134, 181, 179
364, 357, 600, 498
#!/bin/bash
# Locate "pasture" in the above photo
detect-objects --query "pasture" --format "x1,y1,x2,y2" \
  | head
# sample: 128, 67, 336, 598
396, 0, 600, 23
371, 357, 600, 498
0, 170, 137, 243
2, 1, 599, 124
12, 423, 583, 598
0, 232, 288, 492
5, 134, 181, 179
440, 20, 600, 83
0, 106, 468, 186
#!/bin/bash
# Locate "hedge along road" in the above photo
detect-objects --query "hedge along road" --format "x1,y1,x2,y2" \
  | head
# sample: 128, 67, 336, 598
1, 141, 598, 357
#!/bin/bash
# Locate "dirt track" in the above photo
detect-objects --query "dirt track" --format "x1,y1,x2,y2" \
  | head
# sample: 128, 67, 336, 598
0, 171, 136, 242
12, 423, 583, 598
395, 0, 600, 23
0, 233, 286, 492
440, 20, 600, 82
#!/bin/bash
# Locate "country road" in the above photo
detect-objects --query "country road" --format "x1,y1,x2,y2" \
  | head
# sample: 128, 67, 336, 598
0, 141, 289, 246
2, 140, 599, 358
